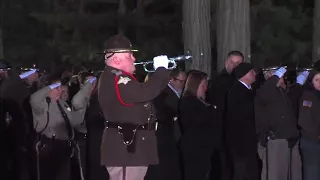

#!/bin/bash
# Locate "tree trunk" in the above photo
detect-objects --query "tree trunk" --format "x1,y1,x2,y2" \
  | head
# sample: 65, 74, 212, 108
135, 0, 145, 44
216, 0, 250, 71
312, 0, 320, 62
118, 0, 126, 34
0, 0, 5, 59
182, 0, 211, 76
0, 27, 4, 59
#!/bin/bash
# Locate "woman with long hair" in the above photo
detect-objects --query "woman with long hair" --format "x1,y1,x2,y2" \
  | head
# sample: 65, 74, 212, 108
179, 70, 219, 180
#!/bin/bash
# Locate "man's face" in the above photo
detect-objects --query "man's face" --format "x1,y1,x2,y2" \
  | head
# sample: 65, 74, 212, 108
170, 72, 187, 92
28, 72, 39, 84
113, 52, 136, 74
244, 69, 256, 84
0, 70, 8, 80
48, 82, 62, 100
226, 55, 244, 73
277, 77, 286, 89
60, 85, 69, 101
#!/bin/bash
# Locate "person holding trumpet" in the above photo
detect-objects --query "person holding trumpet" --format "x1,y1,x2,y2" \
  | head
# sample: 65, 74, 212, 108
98, 34, 170, 180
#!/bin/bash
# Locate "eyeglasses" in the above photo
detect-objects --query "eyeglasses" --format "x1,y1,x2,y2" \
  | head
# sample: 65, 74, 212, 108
230, 60, 241, 66
173, 77, 186, 84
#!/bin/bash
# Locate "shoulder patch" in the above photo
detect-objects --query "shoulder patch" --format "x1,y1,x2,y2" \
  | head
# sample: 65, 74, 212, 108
303, 100, 312, 107
111, 70, 122, 76
117, 76, 131, 85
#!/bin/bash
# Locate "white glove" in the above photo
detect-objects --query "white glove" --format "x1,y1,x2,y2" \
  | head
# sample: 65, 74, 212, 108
273, 67, 287, 78
87, 77, 97, 84
153, 55, 169, 70
296, 71, 309, 85
49, 82, 61, 89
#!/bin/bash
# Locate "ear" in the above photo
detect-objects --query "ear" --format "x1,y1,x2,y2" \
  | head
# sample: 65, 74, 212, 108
113, 56, 121, 65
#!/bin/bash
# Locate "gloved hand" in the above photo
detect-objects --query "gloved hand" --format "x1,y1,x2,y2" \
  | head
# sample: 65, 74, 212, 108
87, 77, 97, 84
273, 67, 287, 78
153, 55, 169, 70
296, 71, 309, 85
49, 82, 61, 89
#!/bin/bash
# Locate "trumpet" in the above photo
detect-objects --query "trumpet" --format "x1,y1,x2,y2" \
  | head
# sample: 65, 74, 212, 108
262, 66, 288, 73
262, 66, 314, 74
297, 67, 314, 72
134, 54, 192, 72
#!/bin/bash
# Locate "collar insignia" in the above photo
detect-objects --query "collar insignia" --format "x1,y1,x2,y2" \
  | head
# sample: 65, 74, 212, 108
117, 76, 131, 85
111, 70, 122, 76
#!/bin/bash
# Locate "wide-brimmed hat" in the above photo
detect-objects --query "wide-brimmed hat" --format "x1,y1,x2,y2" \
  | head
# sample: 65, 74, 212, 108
104, 34, 138, 54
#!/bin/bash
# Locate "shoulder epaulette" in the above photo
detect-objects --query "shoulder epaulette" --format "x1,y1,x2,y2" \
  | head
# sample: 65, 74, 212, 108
111, 70, 123, 76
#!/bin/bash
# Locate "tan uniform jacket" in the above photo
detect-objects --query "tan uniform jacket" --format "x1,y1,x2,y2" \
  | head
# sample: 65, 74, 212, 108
30, 86, 82, 140
72, 81, 93, 133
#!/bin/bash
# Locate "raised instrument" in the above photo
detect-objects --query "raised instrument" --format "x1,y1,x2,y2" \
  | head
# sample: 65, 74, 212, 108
134, 53, 192, 72
262, 66, 314, 73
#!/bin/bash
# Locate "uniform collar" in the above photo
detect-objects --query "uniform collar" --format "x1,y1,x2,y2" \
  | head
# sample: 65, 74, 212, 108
239, 80, 252, 90
168, 84, 180, 98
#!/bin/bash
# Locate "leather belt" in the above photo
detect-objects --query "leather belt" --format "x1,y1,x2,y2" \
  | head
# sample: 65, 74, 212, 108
105, 121, 158, 131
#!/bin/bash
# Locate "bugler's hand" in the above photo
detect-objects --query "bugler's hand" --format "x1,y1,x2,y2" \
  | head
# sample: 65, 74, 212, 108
273, 67, 287, 78
49, 82, 61, 89
296, 71, 309, 85
153, 55, 169, 70
87, 77, 97, 84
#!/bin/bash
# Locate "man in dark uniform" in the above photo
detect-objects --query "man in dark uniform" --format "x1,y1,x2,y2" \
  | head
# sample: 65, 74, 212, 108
225, 63, 259, 180
0, 60, 12, 180
255, 67, 302, 180
0, 67, 39, 180
145, 68, 186, 180
208, 50, 244, 180
98, 34, 170, 180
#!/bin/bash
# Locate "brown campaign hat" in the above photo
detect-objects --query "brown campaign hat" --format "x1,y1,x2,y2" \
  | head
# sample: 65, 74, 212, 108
104, 34, 138, 54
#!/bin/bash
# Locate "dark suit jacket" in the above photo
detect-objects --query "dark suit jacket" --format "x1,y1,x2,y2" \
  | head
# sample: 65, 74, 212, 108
179, 95, 218, 180
208, 68, 235, 147
0, 73, 33, 146
153, 86, 179, 133
145, 86, 181, 180
226, 81, 257, 158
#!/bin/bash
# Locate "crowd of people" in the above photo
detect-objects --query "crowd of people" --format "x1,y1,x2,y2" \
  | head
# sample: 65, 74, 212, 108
1, 34, 320, 180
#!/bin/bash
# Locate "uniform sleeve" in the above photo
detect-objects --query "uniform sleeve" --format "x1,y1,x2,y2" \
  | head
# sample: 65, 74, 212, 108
72, 82, 92, 111
30, 86, 50, 115
256, 76, 279, 104
31, 87, 51, 132
117, 67, 169, 103
254, 96, 269, 134
70, 111, 84, 127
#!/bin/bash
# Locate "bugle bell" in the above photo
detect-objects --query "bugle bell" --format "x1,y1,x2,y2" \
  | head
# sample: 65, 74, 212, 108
134, 53, 192, 73
296, 67, 314, 73
262, 66, 287, 73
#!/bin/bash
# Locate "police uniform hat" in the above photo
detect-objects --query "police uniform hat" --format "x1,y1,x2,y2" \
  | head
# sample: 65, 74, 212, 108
0, 60, 11, 71
104, 34, 138, 54
234, 62, 253, 79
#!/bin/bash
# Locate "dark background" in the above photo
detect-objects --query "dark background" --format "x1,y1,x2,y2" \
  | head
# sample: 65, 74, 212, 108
0, 0, 315, 74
